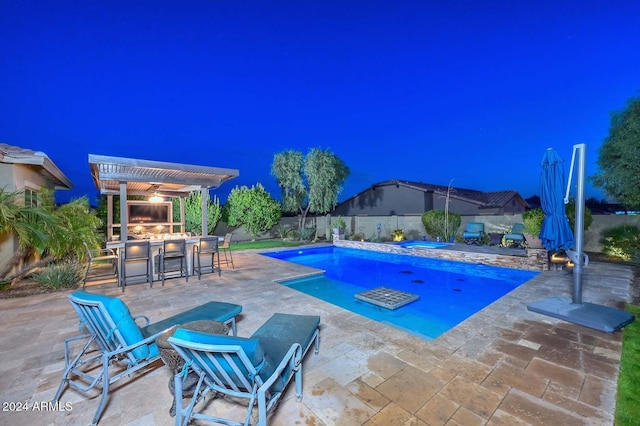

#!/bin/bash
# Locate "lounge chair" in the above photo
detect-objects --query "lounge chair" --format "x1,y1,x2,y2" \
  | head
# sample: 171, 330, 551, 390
52, 290, 242, 425
504, 223, 526, 248
168, 312, 321, 426
463, 222, 485, 245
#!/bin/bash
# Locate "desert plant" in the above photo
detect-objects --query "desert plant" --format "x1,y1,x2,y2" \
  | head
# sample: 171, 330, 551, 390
276, 224, 290, 239
299, 227, 315, 241
392, 229, 405, 241
32, 262, 83, 290
350, 232, 365, 241
421, 210, 461, 242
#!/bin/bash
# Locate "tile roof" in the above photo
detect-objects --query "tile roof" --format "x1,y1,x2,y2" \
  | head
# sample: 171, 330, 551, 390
368, 179, 528, 208
0, 143, 73, 189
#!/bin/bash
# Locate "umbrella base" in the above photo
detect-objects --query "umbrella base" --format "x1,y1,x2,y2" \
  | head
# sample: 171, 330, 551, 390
527, 296, 635, 333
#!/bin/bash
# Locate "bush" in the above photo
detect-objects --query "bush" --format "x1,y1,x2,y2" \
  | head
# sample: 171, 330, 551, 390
524, 203, 593, 237
421, 210, 461, 242
600, 225, 640, 262
276, 225, 290, 239
523, 207, 545, 236
332, 216, 346, 231
565, 201, 593, 231
32, 263, 83, 290
392, 229, 405, 242
299, 227, 316, 241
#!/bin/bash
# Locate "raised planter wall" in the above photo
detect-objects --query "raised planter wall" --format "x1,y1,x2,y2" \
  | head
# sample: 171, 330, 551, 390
333, 239, 548, 271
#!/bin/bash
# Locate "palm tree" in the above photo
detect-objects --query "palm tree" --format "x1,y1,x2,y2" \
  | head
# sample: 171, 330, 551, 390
0, 188, 103, 285
0, 188, 56, 284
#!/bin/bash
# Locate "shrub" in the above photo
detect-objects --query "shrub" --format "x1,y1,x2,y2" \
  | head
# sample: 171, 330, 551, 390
565, 201, 593, 231
392, 229, 405, 242
332, 216, 346, 231
299, 227, 316, 241
525, 203, 593, 237
350, 232, 365, 241
421, 210, 461, 242
32, 263, 83, 290
276, 224, 290, 239
600, 225, 640, 262
523, 207, 545, 236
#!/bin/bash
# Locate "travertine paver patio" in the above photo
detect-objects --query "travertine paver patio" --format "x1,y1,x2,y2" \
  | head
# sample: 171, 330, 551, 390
0, 248, 633, 426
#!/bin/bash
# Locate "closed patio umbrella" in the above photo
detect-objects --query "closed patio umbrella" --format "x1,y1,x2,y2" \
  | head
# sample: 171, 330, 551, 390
539, 148, 574, 251
528, 144, 634, 333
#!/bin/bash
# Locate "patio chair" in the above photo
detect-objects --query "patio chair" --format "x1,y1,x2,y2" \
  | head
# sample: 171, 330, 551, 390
168, 312, 321, 426
463, 222, 485, 245
504, 223, 526, 248
192, 236, 221, 279
157, 238, 188, 285
82, 241, 118, 289
120, 240, 152, 292
218, 232, 235, 269
52, 290, 242, 426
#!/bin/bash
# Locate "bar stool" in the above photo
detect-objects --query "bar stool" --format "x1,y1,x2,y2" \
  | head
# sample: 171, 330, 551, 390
192, 236, 221, 279
158, 239, 188, 286
82, 241, 118, 289
218, 233, 234, 269
120, 240, 152, 292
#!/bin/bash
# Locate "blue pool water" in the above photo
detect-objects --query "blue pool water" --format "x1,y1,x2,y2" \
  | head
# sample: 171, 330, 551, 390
397, 240, 451, 249
262, 246, 538, 340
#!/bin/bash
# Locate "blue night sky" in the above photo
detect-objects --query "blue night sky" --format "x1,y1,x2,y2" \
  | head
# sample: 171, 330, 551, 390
1, 1, 639, 206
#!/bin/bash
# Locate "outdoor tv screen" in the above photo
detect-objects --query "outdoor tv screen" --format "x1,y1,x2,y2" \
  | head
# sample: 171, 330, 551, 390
128, 202, 171, 223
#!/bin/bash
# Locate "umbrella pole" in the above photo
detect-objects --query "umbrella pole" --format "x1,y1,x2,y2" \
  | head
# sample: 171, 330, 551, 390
571, 143, 587, 305
528, 143, 635, 332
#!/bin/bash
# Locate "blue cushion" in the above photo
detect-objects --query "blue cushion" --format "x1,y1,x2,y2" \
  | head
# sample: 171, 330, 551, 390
251, 314, 320, 391
466, 223, 484, 233
169, 328, 268, 389
71, 291, 157, 360
141, 301, 242, 337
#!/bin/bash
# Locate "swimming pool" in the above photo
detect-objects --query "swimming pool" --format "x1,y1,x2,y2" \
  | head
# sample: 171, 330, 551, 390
262, 246, 538, 340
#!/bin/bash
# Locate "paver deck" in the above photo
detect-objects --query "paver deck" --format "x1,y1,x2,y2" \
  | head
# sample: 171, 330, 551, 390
0, 247, 633, 425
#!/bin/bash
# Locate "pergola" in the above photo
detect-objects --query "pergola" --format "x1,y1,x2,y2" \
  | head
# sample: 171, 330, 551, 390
88, 154, 239, 239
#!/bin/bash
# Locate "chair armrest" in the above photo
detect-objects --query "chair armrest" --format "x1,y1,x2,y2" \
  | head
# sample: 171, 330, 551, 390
258, 343, 303, 391
105, 333, 162, 361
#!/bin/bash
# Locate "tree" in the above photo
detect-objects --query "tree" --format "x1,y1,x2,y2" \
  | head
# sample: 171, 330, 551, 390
592, 94, 640, 208
222, 183, 281, 240
271, 147, 350, 233
0, 188, 102, 285
173, 192, 222, 235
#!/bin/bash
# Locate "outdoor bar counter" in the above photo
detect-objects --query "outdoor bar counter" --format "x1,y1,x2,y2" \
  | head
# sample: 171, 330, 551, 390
106, 234, 209, 278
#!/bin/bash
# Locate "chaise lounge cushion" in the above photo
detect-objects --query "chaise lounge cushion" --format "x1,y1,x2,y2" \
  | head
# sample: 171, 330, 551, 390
141, 301, 242, 337
70, 291, 157, 360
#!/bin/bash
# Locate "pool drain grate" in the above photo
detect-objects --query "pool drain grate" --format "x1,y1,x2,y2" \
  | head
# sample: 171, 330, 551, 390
355, 287, 419, 310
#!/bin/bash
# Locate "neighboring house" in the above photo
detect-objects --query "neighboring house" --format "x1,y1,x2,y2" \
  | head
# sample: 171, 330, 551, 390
0, 143, 73, 274
333, 179, 529, 216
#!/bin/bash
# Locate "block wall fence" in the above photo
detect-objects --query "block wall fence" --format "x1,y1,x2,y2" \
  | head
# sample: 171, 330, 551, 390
214, 213, 640, 254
